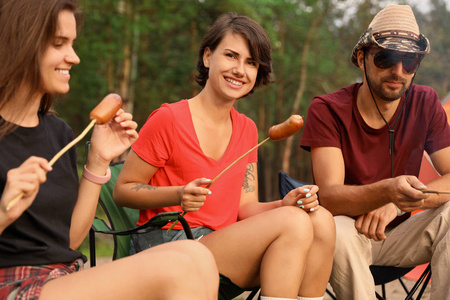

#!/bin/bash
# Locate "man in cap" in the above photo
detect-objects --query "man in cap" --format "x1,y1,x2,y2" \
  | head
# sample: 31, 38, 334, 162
300, 4, 450, 299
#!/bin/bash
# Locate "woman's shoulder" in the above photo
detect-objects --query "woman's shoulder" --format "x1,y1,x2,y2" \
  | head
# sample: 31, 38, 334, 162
43, 113, 71, 128
147, 100, 188, 120
231, 107, 256, 126
230, 107, 258, 138
41, 113, 74, 139
162, 99, 189, 112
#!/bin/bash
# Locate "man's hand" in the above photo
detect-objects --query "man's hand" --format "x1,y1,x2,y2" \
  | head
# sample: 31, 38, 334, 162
388, 175, 429, 212
354, 203, 397, 241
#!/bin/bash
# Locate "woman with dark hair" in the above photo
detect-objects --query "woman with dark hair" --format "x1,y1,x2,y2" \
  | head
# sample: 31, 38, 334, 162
115, 12, 335, 300
0, 0, 219, 299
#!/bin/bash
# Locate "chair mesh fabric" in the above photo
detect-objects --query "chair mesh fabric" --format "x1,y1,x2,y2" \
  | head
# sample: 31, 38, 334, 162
278, 170, 309, 198
90, 158, 259, 300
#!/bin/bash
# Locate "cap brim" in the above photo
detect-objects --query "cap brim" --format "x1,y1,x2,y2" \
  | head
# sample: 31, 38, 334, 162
351, 29, 430, 67
374, 34, 429, 54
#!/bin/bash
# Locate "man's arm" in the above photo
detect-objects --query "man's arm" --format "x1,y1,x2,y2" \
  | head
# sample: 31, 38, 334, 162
311, 147, 427, 216
420, 146, 450, 208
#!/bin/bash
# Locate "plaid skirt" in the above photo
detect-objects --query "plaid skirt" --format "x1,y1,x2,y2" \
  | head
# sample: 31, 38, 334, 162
0, 259, 84, 300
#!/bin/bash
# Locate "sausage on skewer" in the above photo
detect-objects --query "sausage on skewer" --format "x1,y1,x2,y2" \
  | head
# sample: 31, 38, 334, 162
6, 93, 123, 211
268, 115, 304, 141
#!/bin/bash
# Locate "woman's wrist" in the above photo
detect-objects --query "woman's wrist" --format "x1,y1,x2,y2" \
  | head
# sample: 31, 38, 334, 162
0, 207, 13, 234
82, 165, 111, 184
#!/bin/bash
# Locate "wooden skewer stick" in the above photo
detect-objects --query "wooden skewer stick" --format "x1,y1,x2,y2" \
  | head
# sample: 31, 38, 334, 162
206, 137, 270, 189
167, 138, 271, 233
421, 189, 450, 195
6, 119, 97, 211
49, 119, 97, 166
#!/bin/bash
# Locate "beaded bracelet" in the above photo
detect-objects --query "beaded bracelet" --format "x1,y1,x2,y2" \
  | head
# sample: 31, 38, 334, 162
82, 165, 111, 184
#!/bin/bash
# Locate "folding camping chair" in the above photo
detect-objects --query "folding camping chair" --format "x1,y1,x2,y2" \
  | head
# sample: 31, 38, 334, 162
87, 146, 260, 299
278, 171, 431, 300
88, 160, 193, 267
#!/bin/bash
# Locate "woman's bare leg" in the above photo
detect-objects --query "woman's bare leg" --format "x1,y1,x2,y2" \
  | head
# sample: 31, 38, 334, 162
200, 206, 314, 298
40, 240, 219, 300
298, 208, 335, 297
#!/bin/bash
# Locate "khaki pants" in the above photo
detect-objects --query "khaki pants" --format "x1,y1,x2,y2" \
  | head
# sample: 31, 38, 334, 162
329, 201, 450, 300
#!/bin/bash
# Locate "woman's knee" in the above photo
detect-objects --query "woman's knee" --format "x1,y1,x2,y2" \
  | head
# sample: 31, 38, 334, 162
168, 240, 217, 272
272, 206, 314, 242
310, 208, 336, 244
143, 241, 218, 292
180, 241, 218, 272
173, 241, 219, 296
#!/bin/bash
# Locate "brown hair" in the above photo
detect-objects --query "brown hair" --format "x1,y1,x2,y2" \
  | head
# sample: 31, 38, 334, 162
0, 0, 81, 138
196, 12, 273, 96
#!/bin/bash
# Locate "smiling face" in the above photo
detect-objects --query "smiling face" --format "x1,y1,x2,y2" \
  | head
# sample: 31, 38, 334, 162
202, 32, 259, 101
39, 9, 80, 96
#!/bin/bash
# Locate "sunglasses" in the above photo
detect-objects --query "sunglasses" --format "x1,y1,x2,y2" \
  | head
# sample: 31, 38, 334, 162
366, 50, 422, 74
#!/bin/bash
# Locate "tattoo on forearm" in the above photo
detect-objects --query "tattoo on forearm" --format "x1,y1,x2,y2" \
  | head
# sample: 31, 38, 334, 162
242, 164, 256, 193
131, 183, 158, 192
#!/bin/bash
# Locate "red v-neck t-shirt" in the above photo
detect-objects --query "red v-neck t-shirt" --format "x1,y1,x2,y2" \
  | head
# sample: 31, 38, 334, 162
132, 100, 258, 230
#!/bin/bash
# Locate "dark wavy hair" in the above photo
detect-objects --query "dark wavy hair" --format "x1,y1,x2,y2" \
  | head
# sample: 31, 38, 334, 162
0, 0, 81, 138
195, 12, 273, 96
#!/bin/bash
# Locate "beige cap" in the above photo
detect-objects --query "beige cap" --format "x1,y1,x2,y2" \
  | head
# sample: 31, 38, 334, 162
351, 4, 430, 67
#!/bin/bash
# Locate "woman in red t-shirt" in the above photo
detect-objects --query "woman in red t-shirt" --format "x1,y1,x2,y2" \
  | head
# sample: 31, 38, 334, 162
115, 12, 335, 300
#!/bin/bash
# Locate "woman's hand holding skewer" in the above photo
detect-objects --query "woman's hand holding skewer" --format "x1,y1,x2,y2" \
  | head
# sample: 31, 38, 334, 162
88, 109, 138, 166
0, 157, 52, 233
179, 178, 212, 213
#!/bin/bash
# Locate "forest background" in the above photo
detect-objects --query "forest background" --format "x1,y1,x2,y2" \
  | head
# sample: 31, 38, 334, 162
61, 0, 449, 202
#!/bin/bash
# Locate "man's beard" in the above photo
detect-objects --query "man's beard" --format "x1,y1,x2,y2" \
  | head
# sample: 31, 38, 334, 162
366, 72, 409, 102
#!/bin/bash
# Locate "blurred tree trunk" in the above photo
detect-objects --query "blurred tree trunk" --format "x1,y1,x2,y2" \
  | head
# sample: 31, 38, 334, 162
190, 20, 200, 97
106, 22, 115, 93
265, 16, 286, 201
282, 4, 329, 173
258, 100, 267, 201
117, 0, 140, 160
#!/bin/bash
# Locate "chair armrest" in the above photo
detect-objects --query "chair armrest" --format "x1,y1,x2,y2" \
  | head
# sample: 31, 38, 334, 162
92, 217, 112, 233
92, 211, 190, 236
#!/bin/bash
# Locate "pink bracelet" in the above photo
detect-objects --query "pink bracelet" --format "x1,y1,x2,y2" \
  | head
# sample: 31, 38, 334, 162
82, 165, 111, 184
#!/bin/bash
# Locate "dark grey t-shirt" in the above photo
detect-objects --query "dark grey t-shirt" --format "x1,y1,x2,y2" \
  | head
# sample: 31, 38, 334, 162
0, 113, 85, 267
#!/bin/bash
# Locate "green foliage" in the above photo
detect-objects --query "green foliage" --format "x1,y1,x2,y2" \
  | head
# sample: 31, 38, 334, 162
413, 0, 450, 98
